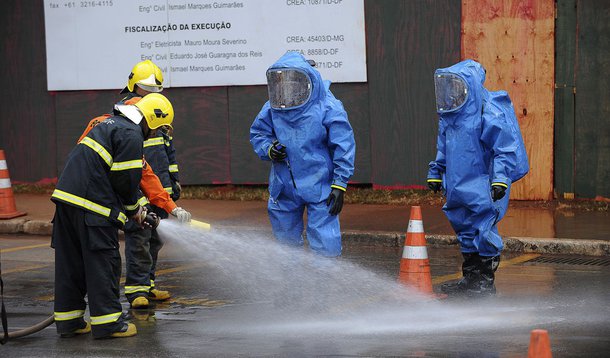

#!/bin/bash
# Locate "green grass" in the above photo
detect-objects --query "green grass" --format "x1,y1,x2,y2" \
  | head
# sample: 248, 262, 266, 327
180, 184, 446, 206
13, 183, 56, 195
12, 183, 608, 211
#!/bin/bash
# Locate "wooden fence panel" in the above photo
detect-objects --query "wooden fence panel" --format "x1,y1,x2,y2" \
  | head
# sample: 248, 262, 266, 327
462, 0, 555, 200
327, 83, 371, 184
554, 0, 577, 199
0, 0, 56, 182
574, 0, 610, 198
169, 87, 230, 185
55, 91, 118, 174
366, 0, 461, 188
229, 85, 270, 184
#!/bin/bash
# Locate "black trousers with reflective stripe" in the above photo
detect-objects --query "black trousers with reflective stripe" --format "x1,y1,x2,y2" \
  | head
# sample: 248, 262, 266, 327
124, 226, 163, 302
52, 203, 125, 338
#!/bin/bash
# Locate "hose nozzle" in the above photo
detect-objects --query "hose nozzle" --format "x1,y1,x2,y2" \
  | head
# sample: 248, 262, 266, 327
144, 212, 160, 230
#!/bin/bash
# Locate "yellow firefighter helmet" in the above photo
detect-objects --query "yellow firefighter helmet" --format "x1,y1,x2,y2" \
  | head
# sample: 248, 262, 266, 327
125, 60, 164, 93
134, 93, 174, 129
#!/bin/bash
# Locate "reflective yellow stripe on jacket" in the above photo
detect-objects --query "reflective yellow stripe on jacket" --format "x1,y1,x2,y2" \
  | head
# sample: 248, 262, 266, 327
52, 189, 127, 224
169, 164, 179, 173
143, 137, 164, 147
111, 159, 142, 172
137, 196, 150, 206
80, 137, 112, 167
81, 136, 143, 172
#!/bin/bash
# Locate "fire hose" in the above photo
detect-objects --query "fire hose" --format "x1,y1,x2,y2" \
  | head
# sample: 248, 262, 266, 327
1, 244, 55, 343
5, 315, 55, 340
0, 215, 210, 343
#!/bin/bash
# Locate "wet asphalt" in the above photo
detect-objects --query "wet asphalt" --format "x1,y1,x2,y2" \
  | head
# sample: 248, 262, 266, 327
1, 232, 609, 357
8, 193, 610, 241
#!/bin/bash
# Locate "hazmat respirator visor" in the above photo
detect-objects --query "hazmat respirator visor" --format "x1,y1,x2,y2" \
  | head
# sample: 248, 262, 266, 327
434, 73, 468, 113
266, 69, 312, 110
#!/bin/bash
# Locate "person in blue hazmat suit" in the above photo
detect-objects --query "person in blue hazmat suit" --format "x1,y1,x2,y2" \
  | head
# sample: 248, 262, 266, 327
250, 51, 356, 257
51, 93, 174, 338
427, 59, 528, 296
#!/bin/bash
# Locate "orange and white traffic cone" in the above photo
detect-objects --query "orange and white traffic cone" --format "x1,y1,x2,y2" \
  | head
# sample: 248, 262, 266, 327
398, 206, 433, 294
528, 329, 552, 358
0, 150, 26, 219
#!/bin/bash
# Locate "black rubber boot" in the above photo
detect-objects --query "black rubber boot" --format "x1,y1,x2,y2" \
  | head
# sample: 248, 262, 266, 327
441, 253, 481, 295
467, 255, 501, 296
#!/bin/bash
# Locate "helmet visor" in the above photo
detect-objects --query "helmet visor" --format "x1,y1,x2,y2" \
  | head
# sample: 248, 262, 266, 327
266, 69, 312, 109
434, 73, 468, 113
136, 83, 163, 93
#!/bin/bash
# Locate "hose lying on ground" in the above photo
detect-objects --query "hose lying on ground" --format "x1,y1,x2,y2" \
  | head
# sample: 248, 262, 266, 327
7, 315, 54, 339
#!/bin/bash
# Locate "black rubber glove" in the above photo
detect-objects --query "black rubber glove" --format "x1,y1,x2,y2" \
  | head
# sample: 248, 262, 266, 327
269, 140, 287, 162
326, 188, 345, 216
427, 180, 442, 193
491, 184, 507, 201
171, 181, 181, 201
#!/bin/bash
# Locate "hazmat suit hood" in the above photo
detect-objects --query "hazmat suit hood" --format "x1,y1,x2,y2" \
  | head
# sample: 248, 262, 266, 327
434, 59, 487, 121
266, 51, 327, 118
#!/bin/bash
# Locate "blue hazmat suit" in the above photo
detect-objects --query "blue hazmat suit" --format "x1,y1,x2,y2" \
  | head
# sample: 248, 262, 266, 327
427, 59, 527, 257
250, 52, 356, 257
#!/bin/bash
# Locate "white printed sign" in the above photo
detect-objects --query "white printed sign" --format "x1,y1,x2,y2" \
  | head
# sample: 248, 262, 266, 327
44, 0, 366, 90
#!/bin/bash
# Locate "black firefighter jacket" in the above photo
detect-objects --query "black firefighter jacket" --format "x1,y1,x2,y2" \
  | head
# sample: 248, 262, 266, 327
52, 114, 144, 227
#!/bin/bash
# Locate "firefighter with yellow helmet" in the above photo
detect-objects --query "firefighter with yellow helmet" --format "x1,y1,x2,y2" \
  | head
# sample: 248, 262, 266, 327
51, 93, 174, 339
120, 59, 164, 94
118, 60, 187, 309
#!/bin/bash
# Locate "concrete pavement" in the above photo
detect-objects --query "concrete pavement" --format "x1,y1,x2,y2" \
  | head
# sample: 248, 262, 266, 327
1, 234, 609, 356
1, 193, 609, 256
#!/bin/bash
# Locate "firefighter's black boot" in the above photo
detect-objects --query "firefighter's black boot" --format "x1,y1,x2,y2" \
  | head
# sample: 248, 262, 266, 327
467, 255, 501, 296
440, 253, 481, 295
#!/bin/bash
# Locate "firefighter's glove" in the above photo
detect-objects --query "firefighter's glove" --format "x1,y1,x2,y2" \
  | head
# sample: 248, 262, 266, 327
427, 180, 442, 193
491, 184, 507, 201
268, 140, 287, 162
171, 181, 181, 201
326, 187, 345, 216
131, 206, 149, 228
171, 207, 192, 223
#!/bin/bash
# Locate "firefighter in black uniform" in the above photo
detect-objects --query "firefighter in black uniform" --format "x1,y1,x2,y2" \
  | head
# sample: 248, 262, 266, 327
117, 60, 189, 309
51, 93, 174, 339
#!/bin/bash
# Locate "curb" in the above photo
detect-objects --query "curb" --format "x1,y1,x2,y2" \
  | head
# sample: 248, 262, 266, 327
2, 220, 609, 257
342, 231, 610, 257
0, 219, 52, 236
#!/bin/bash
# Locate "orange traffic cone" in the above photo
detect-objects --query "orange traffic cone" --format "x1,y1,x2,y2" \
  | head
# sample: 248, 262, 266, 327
398, 206, 433, 294
528, 329, 552, 357
0, 150, 26, 219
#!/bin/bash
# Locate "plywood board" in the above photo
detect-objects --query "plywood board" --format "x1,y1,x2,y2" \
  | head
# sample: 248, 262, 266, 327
462, 0, 555, 200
